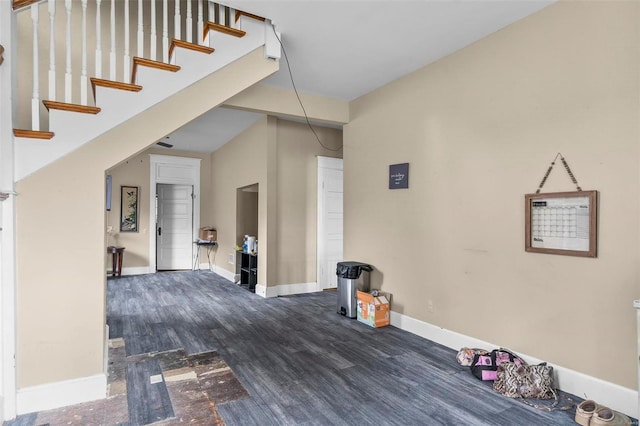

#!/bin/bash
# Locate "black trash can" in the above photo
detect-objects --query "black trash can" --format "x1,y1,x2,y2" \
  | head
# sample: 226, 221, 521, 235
336, 261, 373, 318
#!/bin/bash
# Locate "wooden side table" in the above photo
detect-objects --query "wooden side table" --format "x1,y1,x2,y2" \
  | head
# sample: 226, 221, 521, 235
107, 246, 125, 277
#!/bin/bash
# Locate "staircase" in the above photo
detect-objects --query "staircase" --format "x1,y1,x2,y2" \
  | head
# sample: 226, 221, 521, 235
10, 0, 280, 181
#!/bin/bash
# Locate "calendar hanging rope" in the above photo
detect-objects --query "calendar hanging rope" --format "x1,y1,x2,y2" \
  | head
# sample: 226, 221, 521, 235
535, 153, 582, 194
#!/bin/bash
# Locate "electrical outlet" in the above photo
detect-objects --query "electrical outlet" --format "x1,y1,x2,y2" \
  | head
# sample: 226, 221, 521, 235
228, 253, 235, 264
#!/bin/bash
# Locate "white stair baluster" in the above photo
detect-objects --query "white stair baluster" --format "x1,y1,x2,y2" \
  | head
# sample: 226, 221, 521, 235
174, 0, 181, 42
109, 0, 116, 80
162, 0, 168, 62
81, 0, 88, 105
95, 0, 102, 79
197, 0, 203, 46
137, 0, 143, 58
124, 0, 130, 80
186, 0, 193, 43
229, 8, 235, 29
64, 0, 72, 103
48, 0, 56, 102
31, 4, 40, 130
150, 0, 156, 60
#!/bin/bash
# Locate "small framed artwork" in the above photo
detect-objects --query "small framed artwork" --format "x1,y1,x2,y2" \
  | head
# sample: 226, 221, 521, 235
389, 163, 409, 189
105, 175, 112, 211
525, 190, 598, 258
120, 186, 139, 232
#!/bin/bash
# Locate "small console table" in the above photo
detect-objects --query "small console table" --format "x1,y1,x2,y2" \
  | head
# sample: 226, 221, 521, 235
107, 246, 125, 277
194, 240, 217, 271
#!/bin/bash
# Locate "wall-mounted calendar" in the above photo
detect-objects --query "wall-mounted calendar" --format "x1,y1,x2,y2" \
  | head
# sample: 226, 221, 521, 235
525, 191, 598, 258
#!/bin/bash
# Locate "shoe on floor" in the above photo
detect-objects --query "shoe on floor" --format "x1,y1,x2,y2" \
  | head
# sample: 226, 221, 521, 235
575, 400, 598, 426
591, 407, 632, 425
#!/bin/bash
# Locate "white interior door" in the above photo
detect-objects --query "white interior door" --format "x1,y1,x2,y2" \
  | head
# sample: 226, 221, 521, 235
317, 157, 344, 290
157, 184, 194, 270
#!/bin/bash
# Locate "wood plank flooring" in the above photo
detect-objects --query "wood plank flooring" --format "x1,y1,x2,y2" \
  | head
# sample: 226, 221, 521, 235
5, 270, 592, 425
107, 271, 580, 425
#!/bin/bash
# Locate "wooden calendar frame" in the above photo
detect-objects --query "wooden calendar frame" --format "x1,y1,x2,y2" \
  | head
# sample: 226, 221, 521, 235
525, 190, 598, 258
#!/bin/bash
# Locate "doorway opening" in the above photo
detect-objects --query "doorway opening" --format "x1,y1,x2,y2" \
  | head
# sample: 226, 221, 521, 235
317, 157, 343, 290
236, 184, 258, 248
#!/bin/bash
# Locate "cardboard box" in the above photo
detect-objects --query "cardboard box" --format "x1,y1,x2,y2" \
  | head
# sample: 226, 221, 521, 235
357, 291, 391, 328
199, 227, 217, 242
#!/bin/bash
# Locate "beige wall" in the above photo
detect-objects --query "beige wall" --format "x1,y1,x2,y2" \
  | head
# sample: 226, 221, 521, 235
106, 148, 211, 270
275, 120, 342, 285
209, 117, 342, 287
209, 117, 271, 284
345, 1, 639, 390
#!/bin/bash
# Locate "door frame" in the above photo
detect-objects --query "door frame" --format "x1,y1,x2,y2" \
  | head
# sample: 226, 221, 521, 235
316, 156, 343, 291
149, 155, 201, 273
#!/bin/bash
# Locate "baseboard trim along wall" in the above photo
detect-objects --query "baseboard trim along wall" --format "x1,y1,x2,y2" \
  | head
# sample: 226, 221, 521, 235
254, 282, 317, 298
389, 310, 638, 418
119, 266, 152, 276
16, 374, 107, 415
210, 266, 236, 283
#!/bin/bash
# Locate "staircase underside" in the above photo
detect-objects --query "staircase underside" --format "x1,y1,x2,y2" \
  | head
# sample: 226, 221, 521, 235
13, 6, 275, 181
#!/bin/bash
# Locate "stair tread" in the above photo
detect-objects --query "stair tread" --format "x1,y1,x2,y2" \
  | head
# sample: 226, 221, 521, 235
12, 0, 39, 10
42, 100, 101, 114
91, 78, 143, 92
131, 57, 181, 84
204, 22, 246, 39
90, 78, 143, 103
169, 39, 215, 59
13, 129, 55, 139
235, 10, 266, 23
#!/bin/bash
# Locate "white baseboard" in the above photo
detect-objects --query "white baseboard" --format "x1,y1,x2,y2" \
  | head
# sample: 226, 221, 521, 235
16, 374, 107, 415
104, 324, 109, 374
110, 266, 152, 276
254, 282, 317, 298
390, 311, 638, 418
210, 267, 236, 283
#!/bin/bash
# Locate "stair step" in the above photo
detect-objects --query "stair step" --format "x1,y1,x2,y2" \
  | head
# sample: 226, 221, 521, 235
169, 39, 215, 60
12, 0, 39, 11
235, 10, 266, 23
131, 57, 181, 84
204, 22, 246, 39
90, 78, 143, 101
42, 100, 101, 114
13, 129, 54, 139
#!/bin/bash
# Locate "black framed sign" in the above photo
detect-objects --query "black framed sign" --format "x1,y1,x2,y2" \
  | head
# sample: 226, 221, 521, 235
525, 190, 598, 258
389, 163, 409, 189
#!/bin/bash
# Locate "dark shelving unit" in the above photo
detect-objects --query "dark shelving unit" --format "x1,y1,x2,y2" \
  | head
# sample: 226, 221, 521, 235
236, 250, 258, 292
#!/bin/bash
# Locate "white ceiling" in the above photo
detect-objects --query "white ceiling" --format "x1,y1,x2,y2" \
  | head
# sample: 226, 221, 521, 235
159, 0, 553, 154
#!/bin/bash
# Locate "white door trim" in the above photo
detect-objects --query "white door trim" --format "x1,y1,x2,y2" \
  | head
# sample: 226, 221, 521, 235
0, 1, 17, 419
149, 155, 201, 273
317, 156, 343, 291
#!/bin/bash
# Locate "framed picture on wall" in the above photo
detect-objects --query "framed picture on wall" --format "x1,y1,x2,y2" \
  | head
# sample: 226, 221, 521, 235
524, 190, 598, 257
106, 175, 112, 211
120, 186, 139, 232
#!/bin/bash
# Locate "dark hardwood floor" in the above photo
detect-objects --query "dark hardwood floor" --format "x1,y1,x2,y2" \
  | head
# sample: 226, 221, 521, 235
105, 270, 580, 426
5, 270, 589, 425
